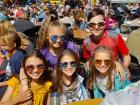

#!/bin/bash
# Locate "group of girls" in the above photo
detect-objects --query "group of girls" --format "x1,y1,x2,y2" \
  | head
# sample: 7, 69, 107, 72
0, 18, 131, 105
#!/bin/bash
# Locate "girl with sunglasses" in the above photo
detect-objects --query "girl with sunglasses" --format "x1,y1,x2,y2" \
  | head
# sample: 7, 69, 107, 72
83, 8, 131, 80
37, 20, 78, 70
52, 49, 89, 104
0, 50, 52, 105
88, 46, 131, 98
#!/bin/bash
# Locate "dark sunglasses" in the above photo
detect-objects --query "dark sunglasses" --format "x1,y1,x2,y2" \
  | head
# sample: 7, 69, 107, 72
94, 59, 111, 66
88, 22, 105, 28
50, 35, 65, 42
25, 64, 46, 71
59, 61, 77, 70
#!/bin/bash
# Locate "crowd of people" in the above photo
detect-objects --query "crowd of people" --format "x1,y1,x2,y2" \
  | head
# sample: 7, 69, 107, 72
0, 0, 140, 105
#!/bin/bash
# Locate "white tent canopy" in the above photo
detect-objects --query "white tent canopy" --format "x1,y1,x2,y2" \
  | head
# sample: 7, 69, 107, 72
110, 0, 140, 3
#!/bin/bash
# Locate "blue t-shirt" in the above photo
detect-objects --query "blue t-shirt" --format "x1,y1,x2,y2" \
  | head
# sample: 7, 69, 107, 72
9, 50, 26, 74
40, 41, 79, 69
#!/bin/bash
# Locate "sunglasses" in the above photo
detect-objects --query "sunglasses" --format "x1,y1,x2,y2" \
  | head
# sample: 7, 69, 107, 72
88, 22, 105, 28
50, 35, 65, 42
59, 61, 77, 70
25, 64, 46, 71
94, 59, 111, 66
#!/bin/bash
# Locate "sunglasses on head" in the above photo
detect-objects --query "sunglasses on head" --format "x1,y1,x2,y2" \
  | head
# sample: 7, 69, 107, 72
25, 64, 46, 71
59, 61, 77, 70
94, 59, 111, 66
88, 21, 105, 28
50, 35, 65, 42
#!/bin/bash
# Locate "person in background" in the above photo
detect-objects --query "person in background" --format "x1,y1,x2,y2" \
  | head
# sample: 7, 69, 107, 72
105, 13, 120, 33
0, 20, 34, 54
73, 9, 87, 30
0, 32, 26, 75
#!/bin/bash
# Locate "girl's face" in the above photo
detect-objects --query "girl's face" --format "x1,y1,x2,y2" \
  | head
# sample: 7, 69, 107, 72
24, 56, 46, 81
48, 26, 65, 48
93, 51, 111, 74
59, 54, 77, 78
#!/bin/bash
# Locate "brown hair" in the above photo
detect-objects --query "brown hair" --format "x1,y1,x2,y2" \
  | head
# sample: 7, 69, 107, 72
0, 31, 21, 49
87, 8, 105, 22
53, 49, 81, 93
23, 50, 51, 83
88, 46, 115, 90
36, 19, 66, 49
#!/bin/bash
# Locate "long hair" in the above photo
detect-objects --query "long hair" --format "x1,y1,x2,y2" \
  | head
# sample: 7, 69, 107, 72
88, 46, 115, 90
36, 19, 66, 49
22, 50, 51, 84
53, 49, 81, 93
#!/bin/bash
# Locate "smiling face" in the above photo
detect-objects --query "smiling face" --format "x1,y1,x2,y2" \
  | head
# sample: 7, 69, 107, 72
47, 26, 65, 49
88, 15, 105, 36
0, 42, 15, 53
93, 51, 111, 74
25, 56, 45, 81
60, 54, 77, 78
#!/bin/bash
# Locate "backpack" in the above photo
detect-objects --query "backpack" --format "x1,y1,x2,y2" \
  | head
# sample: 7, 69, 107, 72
83, 31, 119, 53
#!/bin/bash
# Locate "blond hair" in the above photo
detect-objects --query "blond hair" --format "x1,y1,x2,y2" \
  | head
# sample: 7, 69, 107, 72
37, 19, 66, 49
0, 31, 21, 49
0, 20, 16, 34
88, 46, 115, 90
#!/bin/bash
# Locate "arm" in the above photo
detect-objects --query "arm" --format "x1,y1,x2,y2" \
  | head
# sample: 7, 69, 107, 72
46, 93, 51, 105
117, 35, 131, 78
20, 68, 33, 105
123, 54, 131, 68
117, 35, 131, 67
0, 81, 7, 87
82, 43, 90, 61
0, 86, 33, 105
0, 86, 14, 103
114, 61, 125, 82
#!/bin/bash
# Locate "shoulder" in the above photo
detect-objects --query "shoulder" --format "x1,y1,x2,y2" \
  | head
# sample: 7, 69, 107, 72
44, 81, 52, 92
40, 48, 49, 56
10, 50, 26, 60
6, 76, 20, 88
65, 41, 75, 46
44, 81, 52, 87
77, 74, 84, 84
83, 36, 91, 43
14, 49, 26, 56
65, 41, 78, 53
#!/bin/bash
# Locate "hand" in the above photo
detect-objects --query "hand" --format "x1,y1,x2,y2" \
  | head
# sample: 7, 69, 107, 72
16, 87, 33, 104
124, 67, 131, 80
21, 84, 33, 105
115, 61, 125, 82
